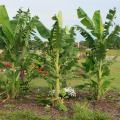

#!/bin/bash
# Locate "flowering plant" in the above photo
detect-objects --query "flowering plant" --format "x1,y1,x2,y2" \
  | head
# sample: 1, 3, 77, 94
49, 87, 76, 98
64, 87, 76, 97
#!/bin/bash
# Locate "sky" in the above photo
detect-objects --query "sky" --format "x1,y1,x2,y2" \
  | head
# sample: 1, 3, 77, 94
0, 0, 120, 41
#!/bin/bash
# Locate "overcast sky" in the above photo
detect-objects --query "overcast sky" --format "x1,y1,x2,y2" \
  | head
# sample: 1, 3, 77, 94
0, 0, 120, 40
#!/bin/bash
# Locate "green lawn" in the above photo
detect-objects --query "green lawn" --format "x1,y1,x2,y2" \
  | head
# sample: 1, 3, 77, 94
110, 61, 120, 91
107, 49, 120, 56
30, 60, 120, 92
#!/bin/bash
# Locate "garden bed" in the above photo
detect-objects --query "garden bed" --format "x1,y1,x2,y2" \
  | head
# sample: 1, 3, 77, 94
0, 89, 120, 120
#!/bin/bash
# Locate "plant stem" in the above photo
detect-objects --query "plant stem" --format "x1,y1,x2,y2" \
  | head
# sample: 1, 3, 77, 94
55, 49, 60, 100
97, 60, 103, 100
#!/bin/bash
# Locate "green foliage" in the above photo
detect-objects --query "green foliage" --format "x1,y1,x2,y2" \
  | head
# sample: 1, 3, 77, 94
56, 102, 68, 112
0, 110, 49, 120
36, 97, 52, 106
72, 102, 111, 120
37, 12, 78, 103
103, 8, 116, 38
77, 7, 120, 100
44, 77, 55, 90
58, 102, 111, 120
106, 25, 120, 49
0, 6, 45, 99
36, 88, 52, 106
0, 67, 21, 99
0, 5, 14, 46
36, 21, 50, 39
77, 7, 94, 30
60, 88, 67, 98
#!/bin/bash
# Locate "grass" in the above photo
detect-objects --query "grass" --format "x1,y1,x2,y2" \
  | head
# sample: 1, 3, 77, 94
0, 103, 112, 120
0, 110, 49, 120
107, 49, 120, 56
30, 78, 48, 89
27, 49, 120, 92
110, 61, 120, 91
71, 102, 112, 120
30, 60, 120, 92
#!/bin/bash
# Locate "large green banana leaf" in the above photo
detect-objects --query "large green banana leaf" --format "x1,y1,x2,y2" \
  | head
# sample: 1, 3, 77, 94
49, 11, 62, 49
36, 21, 50, 39
103, 8, 116, 38
0, 5, 14, 43
77, 7, 94, 30
92, 10, 104, 39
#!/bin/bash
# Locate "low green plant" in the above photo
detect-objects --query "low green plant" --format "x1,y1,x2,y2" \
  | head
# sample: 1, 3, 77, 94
0, 68, 21, 99
36, 97, 52, 106
36, 89, 52, 106
56, 102, 68, 112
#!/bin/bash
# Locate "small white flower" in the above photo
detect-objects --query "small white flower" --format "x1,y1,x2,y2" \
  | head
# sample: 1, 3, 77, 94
64, 87, 76, 97
48, 87, 76, 98
3, 69, 6, 72
49, 90, 55, 96
86, 48, 91, 52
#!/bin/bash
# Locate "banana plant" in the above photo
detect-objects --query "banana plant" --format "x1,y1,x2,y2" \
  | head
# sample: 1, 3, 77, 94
0, 5, 16, 99
37, 12, 77, 103
77, 7, 120, 100
47, 12, 62, 101
0, 5, 50, 99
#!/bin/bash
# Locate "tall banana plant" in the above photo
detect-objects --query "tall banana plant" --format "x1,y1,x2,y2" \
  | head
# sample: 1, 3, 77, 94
33, 12, 62, 102
0, 5, 50, 99
0, 5, 16, 99
77, 7, 120, 100
50, 12, 62, 100
37, 12, 77, 103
